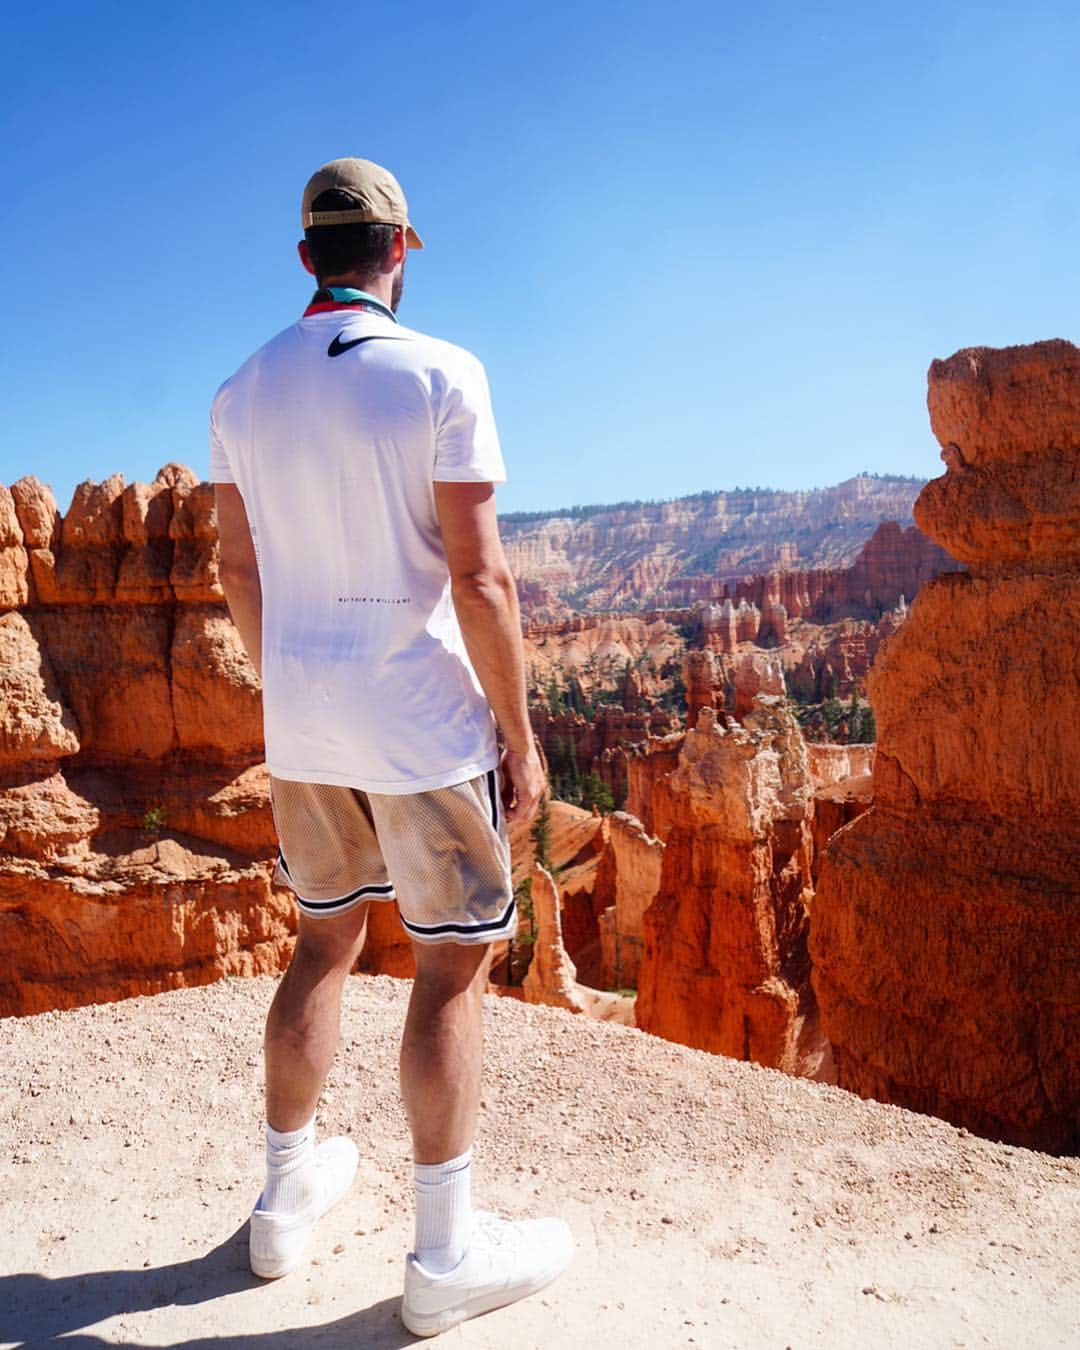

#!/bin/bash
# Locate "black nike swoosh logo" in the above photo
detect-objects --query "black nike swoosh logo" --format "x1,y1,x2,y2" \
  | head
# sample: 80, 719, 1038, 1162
327, 333, 406, 358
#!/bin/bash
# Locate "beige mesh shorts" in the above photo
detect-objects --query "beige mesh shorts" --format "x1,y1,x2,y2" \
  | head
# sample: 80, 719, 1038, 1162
269, 769, 514, 945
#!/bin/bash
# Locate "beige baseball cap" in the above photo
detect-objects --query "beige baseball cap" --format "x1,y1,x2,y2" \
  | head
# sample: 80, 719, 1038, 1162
301, 157, 423, 249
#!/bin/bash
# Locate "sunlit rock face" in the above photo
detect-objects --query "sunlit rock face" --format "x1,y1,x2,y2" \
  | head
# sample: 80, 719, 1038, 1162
634, 693, 827, 1078
811, 340, 1080, 1154
0, 465, 294, 1017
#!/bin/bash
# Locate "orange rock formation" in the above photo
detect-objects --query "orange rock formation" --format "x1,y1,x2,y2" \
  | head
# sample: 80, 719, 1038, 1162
1, 462, 929, 1038
0, 467, 292, 1016
811, 340, 1080, 1153
522, 863, 588, 1012
635, 688, 829, 1078
519, 861, 635, 1023
591, 811, 665, 990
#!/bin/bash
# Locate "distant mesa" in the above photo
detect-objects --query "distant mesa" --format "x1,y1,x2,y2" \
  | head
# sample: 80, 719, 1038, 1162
500, 473, 933, 615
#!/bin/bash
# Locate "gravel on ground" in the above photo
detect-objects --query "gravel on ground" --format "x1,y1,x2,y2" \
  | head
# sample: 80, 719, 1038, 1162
2, 975, 1078, 1349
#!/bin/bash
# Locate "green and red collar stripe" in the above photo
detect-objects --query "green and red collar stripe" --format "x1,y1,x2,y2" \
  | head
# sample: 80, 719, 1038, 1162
303, 286, 398, 321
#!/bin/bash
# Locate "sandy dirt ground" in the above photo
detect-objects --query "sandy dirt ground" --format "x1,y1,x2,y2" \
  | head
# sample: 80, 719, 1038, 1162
2, 975, 1078, 1349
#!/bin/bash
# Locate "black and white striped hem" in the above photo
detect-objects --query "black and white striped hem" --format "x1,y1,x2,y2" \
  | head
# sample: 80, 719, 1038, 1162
278, 852, 396, 916
401, 894, 516, 946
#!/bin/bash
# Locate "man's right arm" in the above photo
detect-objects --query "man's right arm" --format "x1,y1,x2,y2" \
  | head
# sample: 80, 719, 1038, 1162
434, 480, 545, 823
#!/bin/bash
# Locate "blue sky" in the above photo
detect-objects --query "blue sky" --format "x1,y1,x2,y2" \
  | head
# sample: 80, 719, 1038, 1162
0, 1, 1076, 515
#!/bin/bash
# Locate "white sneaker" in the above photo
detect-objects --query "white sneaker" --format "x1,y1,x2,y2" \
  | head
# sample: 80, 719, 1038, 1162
248, 1135, 358, 1279
401, 1209, 574, 1337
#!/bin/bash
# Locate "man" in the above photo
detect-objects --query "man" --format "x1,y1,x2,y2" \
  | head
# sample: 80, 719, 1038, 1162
210, 157, 572, 1337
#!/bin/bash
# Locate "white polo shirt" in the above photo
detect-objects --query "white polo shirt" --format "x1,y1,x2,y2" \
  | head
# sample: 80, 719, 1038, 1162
209, 299, 506, 794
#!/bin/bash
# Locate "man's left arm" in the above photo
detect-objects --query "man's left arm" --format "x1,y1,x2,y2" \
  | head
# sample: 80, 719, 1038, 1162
215, 484, 263, 676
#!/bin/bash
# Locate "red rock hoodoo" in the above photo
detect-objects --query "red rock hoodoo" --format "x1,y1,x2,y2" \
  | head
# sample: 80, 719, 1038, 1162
591, 811, 665, 991
635, 685, 829, 1079
811, 340, 1080, 1153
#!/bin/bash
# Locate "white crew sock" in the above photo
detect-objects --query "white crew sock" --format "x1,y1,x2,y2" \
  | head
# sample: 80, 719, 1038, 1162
413, 1147, 474, 1273
260, 1115, 318, 1214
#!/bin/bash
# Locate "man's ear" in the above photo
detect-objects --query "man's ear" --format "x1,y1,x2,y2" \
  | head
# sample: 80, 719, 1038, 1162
298, 239, 317, 276
391, 226, 407, 266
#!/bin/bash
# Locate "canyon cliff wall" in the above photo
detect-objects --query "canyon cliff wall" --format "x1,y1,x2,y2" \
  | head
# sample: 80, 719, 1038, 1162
811, 340, 1080, 1153
503, 476, 928, 611
0, 467, 295, 1015
708, 520, 953, 622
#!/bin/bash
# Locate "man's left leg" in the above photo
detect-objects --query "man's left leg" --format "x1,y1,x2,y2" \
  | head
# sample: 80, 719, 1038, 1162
250, 904, 369, 1279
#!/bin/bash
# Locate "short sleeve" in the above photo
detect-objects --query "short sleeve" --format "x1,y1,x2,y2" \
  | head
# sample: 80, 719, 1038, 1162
433, 356, 507, 484
208, 403, 235, 484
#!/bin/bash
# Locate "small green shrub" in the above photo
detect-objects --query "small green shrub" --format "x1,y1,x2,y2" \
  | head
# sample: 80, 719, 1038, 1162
142, 805, 167, 835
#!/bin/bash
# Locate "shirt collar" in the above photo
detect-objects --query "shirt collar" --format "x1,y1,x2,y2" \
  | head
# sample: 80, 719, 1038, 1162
304, 286, 398, 322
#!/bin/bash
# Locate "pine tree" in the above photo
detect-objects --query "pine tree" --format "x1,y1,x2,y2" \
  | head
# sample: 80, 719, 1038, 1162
581, 771, 615, 814
531, 794, 554, 872
566, 737, 581, 801
508, 876, 536, 985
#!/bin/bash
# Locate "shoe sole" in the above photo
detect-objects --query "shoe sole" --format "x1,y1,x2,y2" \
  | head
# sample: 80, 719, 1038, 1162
401, 1265, 566, 1337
